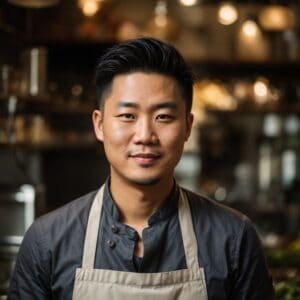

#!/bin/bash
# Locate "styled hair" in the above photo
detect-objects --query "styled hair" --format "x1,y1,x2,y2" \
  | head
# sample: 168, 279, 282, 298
95, 37, 194, 113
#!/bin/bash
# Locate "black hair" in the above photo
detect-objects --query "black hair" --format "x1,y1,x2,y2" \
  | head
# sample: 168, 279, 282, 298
95, 37, 194, 113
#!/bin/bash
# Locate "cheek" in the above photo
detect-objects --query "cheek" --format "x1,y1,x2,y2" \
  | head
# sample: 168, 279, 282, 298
103, 122, 131, 146
160, 126, 187, 150
102, 124, 132, 168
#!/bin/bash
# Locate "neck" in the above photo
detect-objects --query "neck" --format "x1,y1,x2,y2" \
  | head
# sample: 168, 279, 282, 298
109, 175, 174, 229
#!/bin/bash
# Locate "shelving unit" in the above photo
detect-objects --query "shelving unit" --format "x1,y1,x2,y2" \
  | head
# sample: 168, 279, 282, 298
188, 58, 300, 244
1, 0, 299, 232
0, 95, 95, 116
206, 103, 300, 115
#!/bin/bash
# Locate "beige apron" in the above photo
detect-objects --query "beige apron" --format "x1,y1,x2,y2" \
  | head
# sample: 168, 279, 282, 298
73, 186, 208, 300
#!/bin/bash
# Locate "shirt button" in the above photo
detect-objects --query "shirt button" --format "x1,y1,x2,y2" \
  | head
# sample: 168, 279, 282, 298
107, 239, 116, 248
111, 225, 119, 234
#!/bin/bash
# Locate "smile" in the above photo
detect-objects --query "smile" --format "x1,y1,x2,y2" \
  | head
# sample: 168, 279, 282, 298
129, 153, 161, 166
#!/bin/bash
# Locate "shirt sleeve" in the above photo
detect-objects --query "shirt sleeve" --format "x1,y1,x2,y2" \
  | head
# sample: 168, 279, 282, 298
8, 221, 52, 300
230, 219, 275, 300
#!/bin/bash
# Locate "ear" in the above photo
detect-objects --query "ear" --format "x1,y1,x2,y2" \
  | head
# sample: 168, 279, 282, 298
92, 109, 104, 142
185, 113, 194, 141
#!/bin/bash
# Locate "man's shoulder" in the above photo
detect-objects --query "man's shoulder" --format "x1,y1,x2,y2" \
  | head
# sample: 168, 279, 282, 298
39, 190, 97, 222
183, 188, 250, 234
30, 190, 98, 239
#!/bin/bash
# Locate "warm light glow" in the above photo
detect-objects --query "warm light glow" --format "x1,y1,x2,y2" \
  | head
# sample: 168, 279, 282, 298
254, 81, 268, 97
218, 3, 238, 25
79, 0, 99, 17
154, 1, 168, 28
259, 5, 295, 31
143, 0, 177, 40
155, 15, 168, 27
241, 20, 260, 38
196, 80, 237, 111
254, 78, 269, 104
178, 0, 197, 6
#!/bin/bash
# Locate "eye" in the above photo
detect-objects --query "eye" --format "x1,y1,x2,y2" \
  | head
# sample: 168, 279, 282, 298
117, 113, 135, 121
156, 114, 174, 122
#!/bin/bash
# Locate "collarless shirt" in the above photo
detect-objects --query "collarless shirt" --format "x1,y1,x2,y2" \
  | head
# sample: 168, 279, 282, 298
8, 179, 274, 300
98, 181, 183, 273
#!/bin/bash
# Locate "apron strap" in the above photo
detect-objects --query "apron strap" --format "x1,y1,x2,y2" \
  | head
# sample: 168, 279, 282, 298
81, 185, 200, 271
82, 185, 105, 268
178, 189, 201, 270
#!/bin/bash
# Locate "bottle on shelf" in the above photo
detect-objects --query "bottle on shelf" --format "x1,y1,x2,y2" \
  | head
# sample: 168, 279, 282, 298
281, 115, 299, 192
281, 115, 300, 237
257, 113, 284, 208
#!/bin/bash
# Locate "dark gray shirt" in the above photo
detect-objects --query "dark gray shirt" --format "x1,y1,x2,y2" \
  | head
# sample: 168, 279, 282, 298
8, 181, 274, 300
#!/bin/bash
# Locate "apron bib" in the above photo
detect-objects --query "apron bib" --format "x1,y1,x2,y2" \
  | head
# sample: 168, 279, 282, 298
73, 186, 208, 300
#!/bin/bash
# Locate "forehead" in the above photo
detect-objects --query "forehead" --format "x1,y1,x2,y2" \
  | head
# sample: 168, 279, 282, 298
105, 72, 184, 105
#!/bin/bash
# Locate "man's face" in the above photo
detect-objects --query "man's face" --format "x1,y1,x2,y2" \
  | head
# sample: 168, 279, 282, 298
93, 72, 193, 186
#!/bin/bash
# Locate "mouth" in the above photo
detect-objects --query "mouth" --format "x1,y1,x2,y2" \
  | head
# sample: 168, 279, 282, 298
129, 152, 161, 166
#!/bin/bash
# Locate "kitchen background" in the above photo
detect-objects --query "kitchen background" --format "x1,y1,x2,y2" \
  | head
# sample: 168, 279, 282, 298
0, 0, 300, 298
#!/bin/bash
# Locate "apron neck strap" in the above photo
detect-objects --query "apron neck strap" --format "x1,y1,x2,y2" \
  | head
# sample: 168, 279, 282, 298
82, 185, 200, 270
82, 185, 105, 268
178, 188, 200, 270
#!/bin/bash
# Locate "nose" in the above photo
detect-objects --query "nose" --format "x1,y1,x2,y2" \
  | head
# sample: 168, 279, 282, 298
133, 117, 158, 145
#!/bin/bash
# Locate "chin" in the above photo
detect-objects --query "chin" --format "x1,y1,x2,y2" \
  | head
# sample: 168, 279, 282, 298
127, 176, 162, 186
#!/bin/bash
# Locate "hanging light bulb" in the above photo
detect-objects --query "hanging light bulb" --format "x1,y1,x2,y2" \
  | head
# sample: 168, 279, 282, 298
259, 5, 295, 31
254, 80, 268, 98
241, 19, 260, 38
154, 1, 168, 27
237, 16, 268, 60
78, 0, 99, 17
254, 77, 269, 104
178, 0, 198, 6
83, 1, 98, 16
218, 2, 238, 25
143, 1, 178, 41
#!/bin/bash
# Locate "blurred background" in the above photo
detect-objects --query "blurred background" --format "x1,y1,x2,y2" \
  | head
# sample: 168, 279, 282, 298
0, 0, 299, 298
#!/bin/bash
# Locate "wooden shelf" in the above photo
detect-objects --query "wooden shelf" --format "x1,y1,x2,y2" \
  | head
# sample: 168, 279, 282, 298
190, 59, 300, 79
0, 22, 24, 45
0, 139, 100, 152
0, 95, 96, 116
206, 104, 300, 115
190, 59, 300, 69
27, 38, 116, 48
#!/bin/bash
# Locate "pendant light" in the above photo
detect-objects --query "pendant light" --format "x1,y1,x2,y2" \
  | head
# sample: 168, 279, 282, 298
7, 0, 59, 8
218, 2, 238, 26
178, 0, 198, 6
241, 19, 260, 38
240, 14, 261, 38
78, 0, 106, 17
237, 15, 268, 61
259, 4, 295, 31
143, 0, 178, 41
78, 0, 99, 17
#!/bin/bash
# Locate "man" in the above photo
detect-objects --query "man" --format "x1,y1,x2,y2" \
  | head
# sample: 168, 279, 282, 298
9, 38, 274, 299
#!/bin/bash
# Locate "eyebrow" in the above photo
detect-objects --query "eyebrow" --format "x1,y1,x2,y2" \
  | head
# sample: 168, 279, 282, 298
117, 101, 178, 110
153, 102, 178, 110
117, 101, 139, 108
